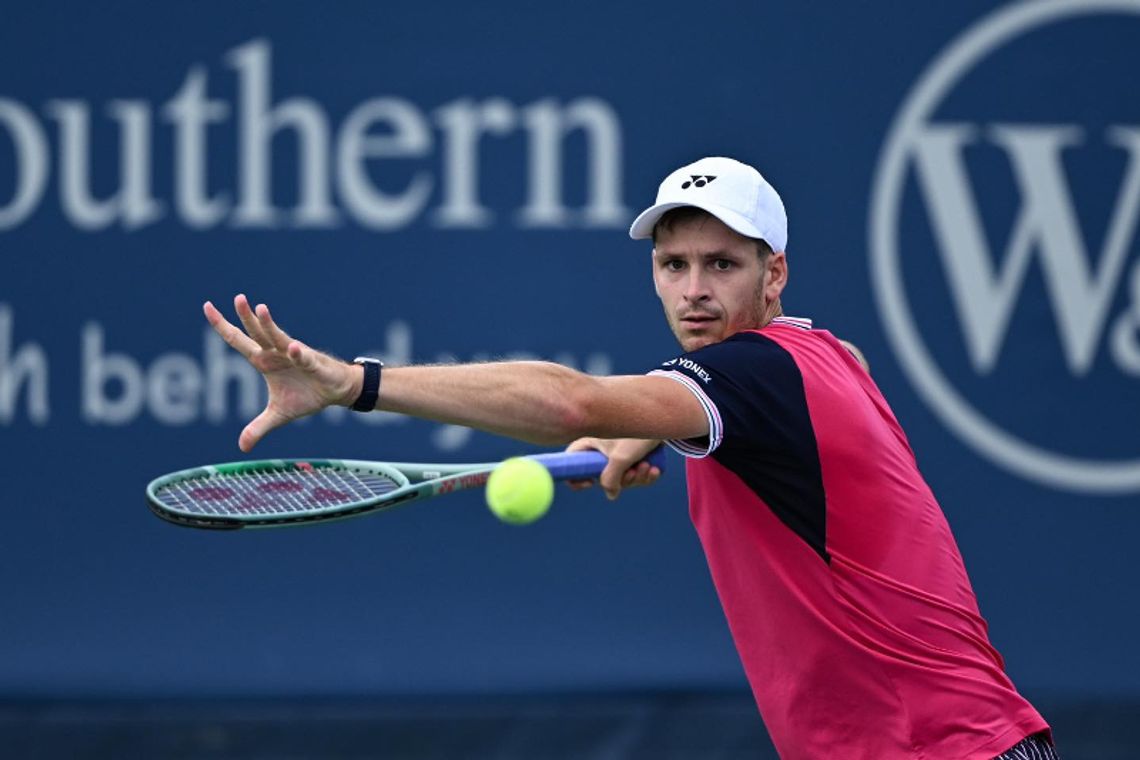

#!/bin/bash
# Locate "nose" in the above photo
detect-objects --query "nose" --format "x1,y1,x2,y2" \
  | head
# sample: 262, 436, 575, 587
683, 269, 710, 303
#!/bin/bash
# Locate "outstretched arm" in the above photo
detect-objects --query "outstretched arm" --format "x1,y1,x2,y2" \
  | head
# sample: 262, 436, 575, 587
378, 362, 703, 445
206, 295, 709, 452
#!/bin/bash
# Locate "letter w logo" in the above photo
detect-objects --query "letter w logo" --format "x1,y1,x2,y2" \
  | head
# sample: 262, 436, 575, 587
912, 124, 1140, 375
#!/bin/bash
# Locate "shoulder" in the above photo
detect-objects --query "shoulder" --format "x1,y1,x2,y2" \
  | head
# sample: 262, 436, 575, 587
653, 317, 823, 382
652, 334, 801, 394
754, 316, 820, 348
693, 317, 819, 363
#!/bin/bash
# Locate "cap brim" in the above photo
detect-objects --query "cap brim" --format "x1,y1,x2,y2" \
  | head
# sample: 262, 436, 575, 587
628, 201, 766, 242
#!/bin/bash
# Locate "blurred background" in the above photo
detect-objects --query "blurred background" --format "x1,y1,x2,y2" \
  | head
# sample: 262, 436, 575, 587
2, 1, 1138, 757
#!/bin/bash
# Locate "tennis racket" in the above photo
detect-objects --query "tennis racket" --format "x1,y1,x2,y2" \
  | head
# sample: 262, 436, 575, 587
146, 447, 666, 530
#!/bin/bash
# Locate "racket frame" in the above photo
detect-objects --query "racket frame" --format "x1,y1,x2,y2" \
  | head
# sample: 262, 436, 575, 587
145, 448, 663, 530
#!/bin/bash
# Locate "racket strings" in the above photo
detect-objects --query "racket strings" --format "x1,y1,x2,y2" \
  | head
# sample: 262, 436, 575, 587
154, 467, 400, 517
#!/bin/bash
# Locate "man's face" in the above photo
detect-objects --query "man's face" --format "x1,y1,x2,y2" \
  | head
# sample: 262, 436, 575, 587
652, 215, 785, 352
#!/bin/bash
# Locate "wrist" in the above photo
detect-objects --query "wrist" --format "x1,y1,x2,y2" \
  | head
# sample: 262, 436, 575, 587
342, 362, 364, 408
349, 357, 383, 411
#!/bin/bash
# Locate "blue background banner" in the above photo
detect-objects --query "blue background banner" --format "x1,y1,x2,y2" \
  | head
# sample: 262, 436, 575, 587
2, 1, 1138, 750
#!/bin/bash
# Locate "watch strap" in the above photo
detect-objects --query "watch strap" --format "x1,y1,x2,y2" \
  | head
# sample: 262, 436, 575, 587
351, 357, 382, 412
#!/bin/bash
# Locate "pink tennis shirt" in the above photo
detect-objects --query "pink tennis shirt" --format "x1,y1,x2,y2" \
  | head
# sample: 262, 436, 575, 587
650, 317, 1048, 760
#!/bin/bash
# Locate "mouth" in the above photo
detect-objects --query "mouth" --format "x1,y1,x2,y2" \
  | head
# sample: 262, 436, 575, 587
679, 314, 719, 328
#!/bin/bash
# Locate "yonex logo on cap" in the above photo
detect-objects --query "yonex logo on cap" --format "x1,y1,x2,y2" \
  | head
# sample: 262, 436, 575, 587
629, 156, 787, 251
681, 175, 717, 189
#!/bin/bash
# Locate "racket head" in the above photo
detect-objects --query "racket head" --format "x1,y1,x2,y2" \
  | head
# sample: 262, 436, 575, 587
146, 459, 410, 530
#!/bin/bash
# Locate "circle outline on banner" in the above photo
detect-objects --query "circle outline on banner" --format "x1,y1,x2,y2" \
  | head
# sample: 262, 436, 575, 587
870, 0, 1140, 494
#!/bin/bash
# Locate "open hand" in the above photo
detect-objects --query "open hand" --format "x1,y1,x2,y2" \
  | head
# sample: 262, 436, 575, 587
204, 294, 359, 451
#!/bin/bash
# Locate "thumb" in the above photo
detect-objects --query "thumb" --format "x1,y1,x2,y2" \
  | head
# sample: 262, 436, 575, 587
239, 406, 283, 452
598, 460, 627, 501
566, 436, 603, 454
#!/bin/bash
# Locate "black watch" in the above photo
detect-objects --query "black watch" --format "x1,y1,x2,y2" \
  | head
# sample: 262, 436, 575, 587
351, 357, 383, 412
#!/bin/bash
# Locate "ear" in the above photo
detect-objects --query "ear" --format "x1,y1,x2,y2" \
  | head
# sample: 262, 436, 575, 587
765, 251, 788, 299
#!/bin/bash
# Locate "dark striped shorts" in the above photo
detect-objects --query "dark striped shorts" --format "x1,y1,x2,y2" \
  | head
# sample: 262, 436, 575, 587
994, 733, 1060, 759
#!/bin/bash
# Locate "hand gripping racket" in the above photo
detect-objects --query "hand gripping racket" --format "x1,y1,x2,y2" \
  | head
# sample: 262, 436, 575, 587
146, 447, 666, 530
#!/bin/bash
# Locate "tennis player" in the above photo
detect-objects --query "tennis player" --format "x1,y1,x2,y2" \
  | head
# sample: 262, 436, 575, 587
206, 156, 1055, 759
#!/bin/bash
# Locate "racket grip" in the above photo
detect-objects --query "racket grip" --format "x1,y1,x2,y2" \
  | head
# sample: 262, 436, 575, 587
529, 445, 667, 480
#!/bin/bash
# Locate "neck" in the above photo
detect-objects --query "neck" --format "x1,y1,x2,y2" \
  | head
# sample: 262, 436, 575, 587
757, 299, 783, 328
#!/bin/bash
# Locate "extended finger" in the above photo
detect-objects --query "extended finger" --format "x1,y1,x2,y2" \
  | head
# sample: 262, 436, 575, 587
255, 303, 295, 353
234, 294, 275, 350
204, 301, 259, 359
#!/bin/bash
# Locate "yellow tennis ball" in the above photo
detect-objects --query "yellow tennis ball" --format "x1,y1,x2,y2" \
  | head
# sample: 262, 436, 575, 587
485, 457, 554, 525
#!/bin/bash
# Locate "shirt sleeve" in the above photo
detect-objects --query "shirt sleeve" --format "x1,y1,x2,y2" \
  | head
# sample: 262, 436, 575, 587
648, 332, 810, 460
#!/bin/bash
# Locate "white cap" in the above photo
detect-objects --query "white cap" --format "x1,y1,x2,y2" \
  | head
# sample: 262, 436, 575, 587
628, 156, 787, 252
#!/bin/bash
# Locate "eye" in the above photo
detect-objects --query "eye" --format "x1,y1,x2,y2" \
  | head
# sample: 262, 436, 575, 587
663, 259, 685, 272
712, 259, 734, 271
